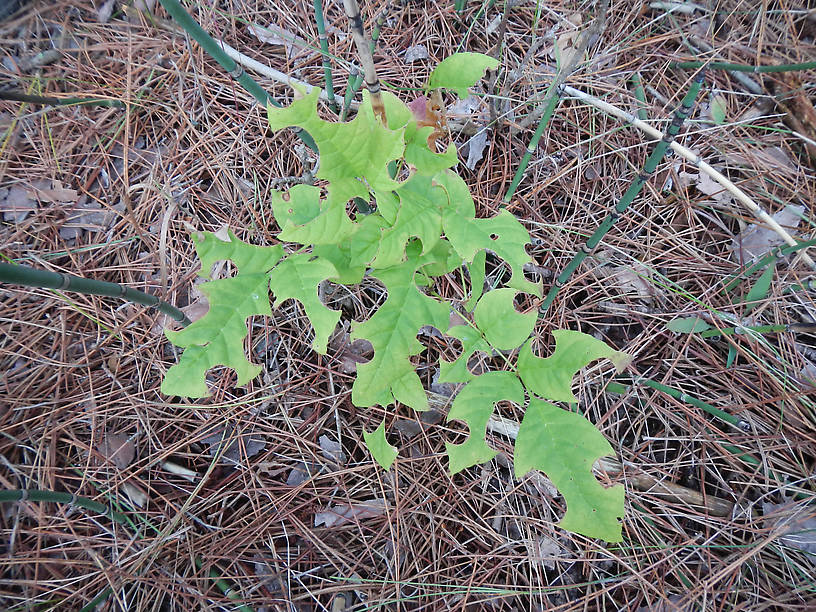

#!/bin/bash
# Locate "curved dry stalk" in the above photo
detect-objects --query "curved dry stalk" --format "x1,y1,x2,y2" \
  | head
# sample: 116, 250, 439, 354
561, 84, 816, 270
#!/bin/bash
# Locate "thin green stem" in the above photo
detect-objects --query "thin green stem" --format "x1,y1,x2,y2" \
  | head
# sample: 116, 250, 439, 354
341, 66, 361, 121
538, 72, 705, 315
0, 90, 125, 108
343, 0, 386, 122
611, 382, 812, 497
674, 60, 816, 73
639, 378, 748, 430
313, 0, 339, 113
194, 558, 254, 612
502, 91, 560, 204
503, 0, 609, 205
697, 323, 812, 338
157, 0, 317, 151
721, 236, 816, 293
0, 489, 129, 525
369, 3, 390, 54
630, 72, 648, 121
0, 262, 192, 326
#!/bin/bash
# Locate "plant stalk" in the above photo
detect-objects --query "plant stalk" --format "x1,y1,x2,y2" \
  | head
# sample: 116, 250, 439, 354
673, 60, 816, 73
342, 0, 386, 123
503, 0, 609, 204
0, 262, 191, 326
0, 89, 125, 108
156, 0, 317, 151
313, 0, 339, 113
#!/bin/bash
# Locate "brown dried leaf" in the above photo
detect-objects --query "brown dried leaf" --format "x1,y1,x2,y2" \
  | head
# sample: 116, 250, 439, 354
314, 498, 389, 528
732, 205, 804, 262
27, 180, 78, 203
97, 432, 135, 469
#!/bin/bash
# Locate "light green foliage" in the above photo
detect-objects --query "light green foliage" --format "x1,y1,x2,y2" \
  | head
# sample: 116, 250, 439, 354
472, 288, 536, 350
364, 420, 398, 470
742, 264, 774, 314
666, 317, 712, 333
163, 54, 628, 541
517, 330, 630, 403
351, 247, 450, 412
427, 52, 500, 98
162, 232, 283, 398
446, 372, 524, 473
267, 253, 341, 354
515, 399, 625, 541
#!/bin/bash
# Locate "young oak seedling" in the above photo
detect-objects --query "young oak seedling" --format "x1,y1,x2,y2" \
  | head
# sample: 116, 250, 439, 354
161, 53, 628, 542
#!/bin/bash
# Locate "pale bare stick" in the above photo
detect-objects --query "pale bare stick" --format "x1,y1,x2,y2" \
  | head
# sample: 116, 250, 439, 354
562, 84, 816, 270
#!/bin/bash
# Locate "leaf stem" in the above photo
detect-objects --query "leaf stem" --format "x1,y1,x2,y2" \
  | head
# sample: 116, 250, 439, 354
503, 0, 610, 205
342, 0, 386, 123
156, 0, 317, 151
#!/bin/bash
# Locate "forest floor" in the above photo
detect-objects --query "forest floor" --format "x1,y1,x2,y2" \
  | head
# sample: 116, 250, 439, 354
1, 0, 816, 610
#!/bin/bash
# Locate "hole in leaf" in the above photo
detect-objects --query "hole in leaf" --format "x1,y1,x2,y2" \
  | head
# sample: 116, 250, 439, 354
466, 351, 492, 377
489, 233, 499, 241
444, 419, 469, 447
282, 192, 290, 202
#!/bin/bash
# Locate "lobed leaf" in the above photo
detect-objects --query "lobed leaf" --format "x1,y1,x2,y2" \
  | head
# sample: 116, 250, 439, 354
472, 288, 536, 351
351, 250, 450, 411
443, 209, 541, 297
269, 184, 355, 246
162, 273, 272, 398
446, 371, 524, 473
363, 420, 398, 470
194, 229, 283, 275
267, 88, 405, 205
438, 322, 490, 383
268, 253, 341, 354
162, 232, 284, 398
427, 52, 500, 98
372, 174, 446, 268
517, 330, 630, 403
515, 399, 624, 542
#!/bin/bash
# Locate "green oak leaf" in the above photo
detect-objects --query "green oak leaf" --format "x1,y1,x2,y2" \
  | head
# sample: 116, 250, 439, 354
194, 229, 283, 275
162, 231, 284, 398
446, 371, 524, 473
438, 322, 490, 383
427, 52, 500, 99
416, 237, 461, 279
515, 399, 624, 542
439, 289, 533, 383
372, 174, 446, 268
363, 420, 398, 469
269, 184, 355, 245
267, 88, 405, 204
433, 169, 475, 217
351, 252, 450, 411
312, 214, 389, 285
268, 253, 341, 354
162, 273, 272, 398
404, 125, 459, 175
443, 208, 541, 296
472, 288, 536, 350
517, 330, 630, 403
